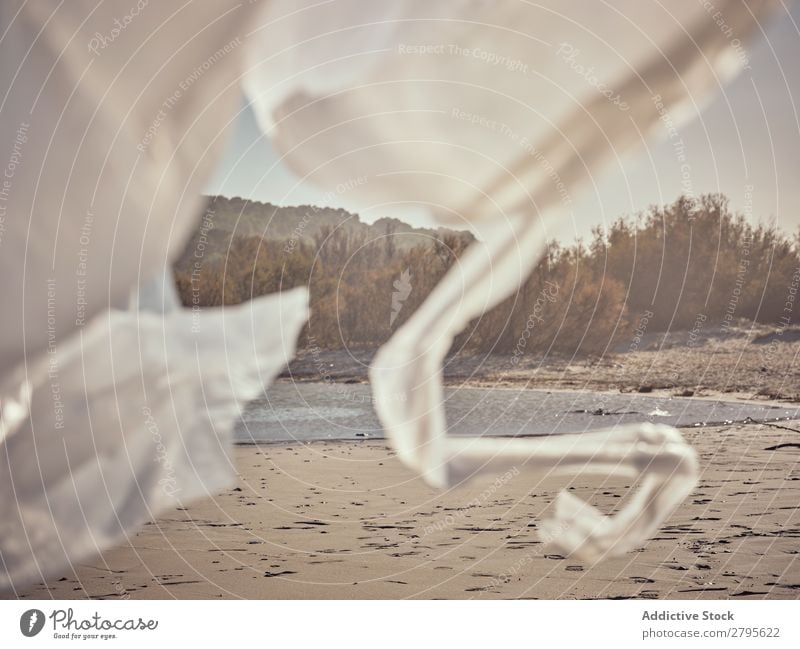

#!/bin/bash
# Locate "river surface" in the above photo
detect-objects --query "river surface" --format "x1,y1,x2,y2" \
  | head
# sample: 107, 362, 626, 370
234, 381, 800, 443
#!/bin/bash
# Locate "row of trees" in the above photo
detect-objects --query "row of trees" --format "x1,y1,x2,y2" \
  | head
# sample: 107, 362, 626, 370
174, 194, 800, 356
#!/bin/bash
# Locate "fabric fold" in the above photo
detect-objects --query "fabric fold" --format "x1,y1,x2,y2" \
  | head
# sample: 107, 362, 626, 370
0, 287, 308, 591
0, 0, 783, 589
0, 1, 312, 590
247, 0, 778, 559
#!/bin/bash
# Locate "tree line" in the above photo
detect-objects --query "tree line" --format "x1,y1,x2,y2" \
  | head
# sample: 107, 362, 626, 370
174, 194, 800, 356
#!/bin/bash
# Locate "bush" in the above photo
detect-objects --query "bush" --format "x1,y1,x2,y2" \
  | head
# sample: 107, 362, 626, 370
173, 194, 800, 357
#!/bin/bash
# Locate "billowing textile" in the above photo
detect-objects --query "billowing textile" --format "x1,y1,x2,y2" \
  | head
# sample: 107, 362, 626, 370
0, 0, 777, 589
246, 0, 775, 560
0, 1, 308, 591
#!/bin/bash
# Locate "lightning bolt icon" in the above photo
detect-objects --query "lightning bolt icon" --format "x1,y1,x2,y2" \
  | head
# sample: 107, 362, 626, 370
28, 611, 37, 632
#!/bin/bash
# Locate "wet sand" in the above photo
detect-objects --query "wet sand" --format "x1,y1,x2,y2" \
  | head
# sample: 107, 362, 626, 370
19, 420, 800, 600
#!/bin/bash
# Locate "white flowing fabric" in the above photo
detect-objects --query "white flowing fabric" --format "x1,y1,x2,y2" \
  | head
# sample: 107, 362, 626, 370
0, 2, 307, 591
0, 0, 777, 590
244, 0, 776, 561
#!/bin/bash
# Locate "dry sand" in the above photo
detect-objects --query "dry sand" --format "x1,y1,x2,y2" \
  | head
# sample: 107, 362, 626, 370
18, 421, 800, 600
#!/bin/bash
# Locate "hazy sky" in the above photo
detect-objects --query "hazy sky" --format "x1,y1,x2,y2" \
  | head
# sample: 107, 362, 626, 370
206, 5, 800, 242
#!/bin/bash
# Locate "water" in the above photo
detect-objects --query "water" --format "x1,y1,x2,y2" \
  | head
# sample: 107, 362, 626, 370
234, 381, 800, 443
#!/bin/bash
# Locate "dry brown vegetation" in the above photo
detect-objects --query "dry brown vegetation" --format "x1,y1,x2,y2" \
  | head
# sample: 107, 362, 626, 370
174, 194, 800, 356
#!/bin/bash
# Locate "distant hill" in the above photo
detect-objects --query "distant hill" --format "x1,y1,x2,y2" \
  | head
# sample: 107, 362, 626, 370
189, 195, 472, 251
172, 195, 475, 342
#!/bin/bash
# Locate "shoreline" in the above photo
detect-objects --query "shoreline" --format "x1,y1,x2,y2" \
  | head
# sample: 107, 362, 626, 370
231, 415, 800, 447
275, 377, 800, 407
283, 331, 800, 404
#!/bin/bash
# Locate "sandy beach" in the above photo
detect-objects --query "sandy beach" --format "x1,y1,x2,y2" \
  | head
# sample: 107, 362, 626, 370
18, 419, 800, 600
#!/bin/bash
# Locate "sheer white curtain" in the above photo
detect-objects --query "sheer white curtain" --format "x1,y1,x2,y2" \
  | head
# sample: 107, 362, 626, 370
0, 0, 778, 590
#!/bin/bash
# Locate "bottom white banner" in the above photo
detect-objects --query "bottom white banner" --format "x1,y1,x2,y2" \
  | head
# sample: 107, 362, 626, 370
0, 600, 798, 648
